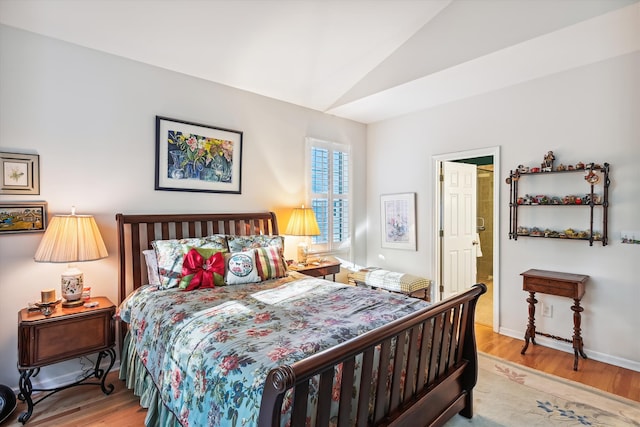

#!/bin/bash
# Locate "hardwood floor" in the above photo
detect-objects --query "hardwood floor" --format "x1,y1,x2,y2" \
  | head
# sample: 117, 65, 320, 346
476, 323, 640, 402
5, 325, 639, 425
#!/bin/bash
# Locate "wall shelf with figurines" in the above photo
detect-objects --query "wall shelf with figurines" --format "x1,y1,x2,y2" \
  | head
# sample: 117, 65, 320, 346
506, 151, 610, 246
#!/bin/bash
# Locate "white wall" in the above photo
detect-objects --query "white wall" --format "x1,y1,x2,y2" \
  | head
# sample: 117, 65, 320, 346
0, 25, 367, 388
366, 51, 640, 370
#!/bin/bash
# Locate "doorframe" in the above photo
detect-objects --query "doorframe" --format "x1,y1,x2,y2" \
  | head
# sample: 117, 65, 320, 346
432, 146, 500, 332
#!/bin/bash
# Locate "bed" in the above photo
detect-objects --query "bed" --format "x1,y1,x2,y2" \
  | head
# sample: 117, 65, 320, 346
116, 212, 486, 427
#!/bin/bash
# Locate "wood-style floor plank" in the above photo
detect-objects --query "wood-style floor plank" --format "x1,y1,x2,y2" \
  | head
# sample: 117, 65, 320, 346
475, 323, 640, 402
4, 324, 638, 425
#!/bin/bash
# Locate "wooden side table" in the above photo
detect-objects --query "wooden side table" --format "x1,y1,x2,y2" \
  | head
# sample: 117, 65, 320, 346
520, 269, 589, 370
289, 257, 341, 281
17, 296, 116, 424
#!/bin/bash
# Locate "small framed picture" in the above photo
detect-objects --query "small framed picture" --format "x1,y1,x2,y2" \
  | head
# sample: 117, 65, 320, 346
155, 116, 243, 194
0, 152, 40, 195
381, 192, 417, 250
0, 201, 47, 234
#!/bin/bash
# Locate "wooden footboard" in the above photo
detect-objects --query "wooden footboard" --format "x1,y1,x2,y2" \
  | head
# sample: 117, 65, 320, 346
259, 283, 486, 427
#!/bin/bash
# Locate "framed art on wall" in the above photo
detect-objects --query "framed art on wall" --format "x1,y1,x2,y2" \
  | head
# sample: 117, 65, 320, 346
381, 192, 416, 250
155, 116, 243, 194
0, 202, 47, 234
0, 152, 40, 195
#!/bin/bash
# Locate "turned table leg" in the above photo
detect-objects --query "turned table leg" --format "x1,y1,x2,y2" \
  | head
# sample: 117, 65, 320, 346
521, 291, 537, 354
571, 298, 588, 371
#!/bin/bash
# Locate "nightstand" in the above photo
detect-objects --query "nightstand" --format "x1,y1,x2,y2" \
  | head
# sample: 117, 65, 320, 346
17, 296, 116, 424
289, 257, 341, 281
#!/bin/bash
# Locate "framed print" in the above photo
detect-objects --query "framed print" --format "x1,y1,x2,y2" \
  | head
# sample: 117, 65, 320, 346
0, 201, 47, 234
0, 152, 40, 195
381, 192, 416, 250
155, 116, 243, 194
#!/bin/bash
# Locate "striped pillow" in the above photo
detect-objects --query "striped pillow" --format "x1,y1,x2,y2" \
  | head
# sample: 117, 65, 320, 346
255, 245, 287, 281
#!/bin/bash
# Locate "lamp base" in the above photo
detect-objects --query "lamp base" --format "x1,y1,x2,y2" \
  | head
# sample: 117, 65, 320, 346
297, 243, 309, 265
61, 266, 84, 307
62, 299, 84, 308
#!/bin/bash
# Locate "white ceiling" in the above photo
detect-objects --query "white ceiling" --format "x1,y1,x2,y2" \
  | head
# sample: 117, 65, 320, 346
1, 0, 638, 124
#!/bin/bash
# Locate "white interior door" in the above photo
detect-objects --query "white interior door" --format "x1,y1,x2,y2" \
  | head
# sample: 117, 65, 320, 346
442, 161, 477, 299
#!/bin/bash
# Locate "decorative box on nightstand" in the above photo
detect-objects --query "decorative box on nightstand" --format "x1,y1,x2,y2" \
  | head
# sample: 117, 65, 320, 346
17, 296, 116, 424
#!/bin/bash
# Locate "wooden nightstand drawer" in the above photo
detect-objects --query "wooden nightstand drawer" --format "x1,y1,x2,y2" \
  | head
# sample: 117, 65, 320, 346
18, 296, 115, 369
523, 277, 576, 298
20, 310, 112, 367
521, 269, 587, 300
288, 257, 341, 281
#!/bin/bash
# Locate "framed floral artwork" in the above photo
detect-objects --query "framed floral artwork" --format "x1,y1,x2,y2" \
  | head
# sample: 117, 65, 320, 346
155, 116, 243, 194
381, 192, 416, 250
0, 201, 47, 234
0, 152, 40, 195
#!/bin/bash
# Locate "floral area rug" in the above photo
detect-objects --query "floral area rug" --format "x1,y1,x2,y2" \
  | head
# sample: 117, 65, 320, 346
445, 352, 640, 426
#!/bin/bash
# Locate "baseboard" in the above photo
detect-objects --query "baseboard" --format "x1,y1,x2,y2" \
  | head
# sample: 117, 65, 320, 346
498, 326, 640, 372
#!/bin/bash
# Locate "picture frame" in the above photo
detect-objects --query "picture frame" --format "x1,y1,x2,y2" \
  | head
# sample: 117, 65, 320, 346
0, 152, 40, 195
155, 116, 243, 194
0, 201, 47, 234
381, 192, 416, 250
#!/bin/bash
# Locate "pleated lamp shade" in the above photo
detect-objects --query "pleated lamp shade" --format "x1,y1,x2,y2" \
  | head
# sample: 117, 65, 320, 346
285, 207, 320, 264
285, 207, 320, 236
34, 214, 108, 263
34, 212, 108, 307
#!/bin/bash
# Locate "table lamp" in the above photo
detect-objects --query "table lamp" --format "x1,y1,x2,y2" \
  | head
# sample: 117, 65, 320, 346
34, 207, 108, 307
285, 206, 320, 265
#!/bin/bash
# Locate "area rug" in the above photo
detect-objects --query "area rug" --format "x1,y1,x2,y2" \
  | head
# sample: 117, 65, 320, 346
445, 352, 640, 426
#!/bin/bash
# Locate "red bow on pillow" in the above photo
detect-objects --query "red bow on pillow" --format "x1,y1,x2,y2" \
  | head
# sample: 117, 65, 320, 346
181, 248, 225, 291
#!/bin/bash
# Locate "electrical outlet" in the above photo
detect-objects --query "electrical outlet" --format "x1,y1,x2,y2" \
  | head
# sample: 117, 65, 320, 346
542, 303, 553, 318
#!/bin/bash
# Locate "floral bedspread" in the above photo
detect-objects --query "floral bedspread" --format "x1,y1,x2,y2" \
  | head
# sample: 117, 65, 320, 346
118, 273, 429, 427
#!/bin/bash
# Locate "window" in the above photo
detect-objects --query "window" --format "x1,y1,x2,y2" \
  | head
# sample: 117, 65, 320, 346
306, 138, 351, 254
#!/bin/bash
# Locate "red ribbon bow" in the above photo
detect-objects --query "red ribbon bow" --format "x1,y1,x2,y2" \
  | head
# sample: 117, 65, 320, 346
181, 249, 224, 290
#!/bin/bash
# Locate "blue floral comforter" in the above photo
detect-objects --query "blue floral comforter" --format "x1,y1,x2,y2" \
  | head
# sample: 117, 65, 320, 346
118, 272, 429, 426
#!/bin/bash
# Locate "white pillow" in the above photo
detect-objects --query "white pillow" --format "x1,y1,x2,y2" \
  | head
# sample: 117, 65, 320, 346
142, 249, 161, 286
225, 250, 260, 285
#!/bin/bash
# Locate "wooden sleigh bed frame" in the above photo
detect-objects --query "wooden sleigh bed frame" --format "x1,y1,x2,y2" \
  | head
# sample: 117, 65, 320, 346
116, 212, 486, 427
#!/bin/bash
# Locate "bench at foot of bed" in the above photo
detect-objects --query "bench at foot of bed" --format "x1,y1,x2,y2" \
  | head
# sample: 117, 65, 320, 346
347, 267, 431, 301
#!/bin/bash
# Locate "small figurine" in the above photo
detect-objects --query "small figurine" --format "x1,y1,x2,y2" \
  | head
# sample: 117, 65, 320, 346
575, 161, 585, 170
542, 151, 555, 172
585, 170, 600, 184
518, 164, 529, 173
556, 163, 566, 171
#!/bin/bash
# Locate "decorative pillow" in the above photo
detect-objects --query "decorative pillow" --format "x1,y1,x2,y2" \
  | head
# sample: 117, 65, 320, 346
226, 235, 285, 255
179, 247, 225, 291
142, 249, 161, 286
225, 250, 261, 285
254, 245, 288, 281
153, 235, 228, 289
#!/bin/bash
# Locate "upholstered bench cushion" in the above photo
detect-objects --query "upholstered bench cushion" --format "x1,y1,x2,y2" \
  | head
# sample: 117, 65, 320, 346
348, 268, 430, 296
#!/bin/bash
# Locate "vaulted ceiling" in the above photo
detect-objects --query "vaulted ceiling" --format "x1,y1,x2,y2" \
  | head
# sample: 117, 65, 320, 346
1, 0, 638, 123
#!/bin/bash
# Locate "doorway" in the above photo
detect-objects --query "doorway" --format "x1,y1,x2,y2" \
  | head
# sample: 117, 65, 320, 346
433, 147, 500, 332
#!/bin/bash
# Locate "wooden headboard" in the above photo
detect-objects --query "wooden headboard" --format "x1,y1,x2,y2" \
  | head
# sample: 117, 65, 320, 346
115, 212, 279, 304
